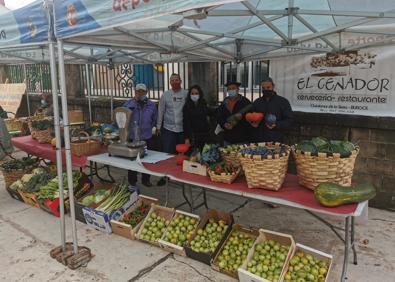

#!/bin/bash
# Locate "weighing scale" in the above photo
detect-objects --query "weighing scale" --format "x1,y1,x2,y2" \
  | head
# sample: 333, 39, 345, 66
108, 107, 146, 159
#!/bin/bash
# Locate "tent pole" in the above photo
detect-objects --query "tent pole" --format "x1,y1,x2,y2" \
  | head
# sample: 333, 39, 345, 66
48, 42, 66, 251
23, 65, 31, 117
85, 64, 93, 125
57, 39, 78, 254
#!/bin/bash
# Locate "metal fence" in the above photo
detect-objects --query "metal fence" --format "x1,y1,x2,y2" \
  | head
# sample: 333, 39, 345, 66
4, 61, 269, 102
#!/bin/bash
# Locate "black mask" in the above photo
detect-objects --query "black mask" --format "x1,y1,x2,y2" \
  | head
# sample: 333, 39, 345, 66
262, 90, 274, 97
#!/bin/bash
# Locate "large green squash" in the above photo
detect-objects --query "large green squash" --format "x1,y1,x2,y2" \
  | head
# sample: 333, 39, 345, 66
314, 182, 376, 207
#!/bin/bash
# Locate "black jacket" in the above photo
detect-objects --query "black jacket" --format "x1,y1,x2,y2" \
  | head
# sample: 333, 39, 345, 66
250, 93, 293, 143
183, 100, 210, 139
217, 95, 251, 144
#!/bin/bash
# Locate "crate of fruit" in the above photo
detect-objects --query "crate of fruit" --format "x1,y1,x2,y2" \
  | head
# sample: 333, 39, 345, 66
136, 204, 175, 247
283, 243, 332, 282
158, 210, 200, 256
239, 143, 290, 191
110, 195, 159, 240
238, 229, 296, 282
207, 163, 241, 184
185, 209, 234, 265
212, 224, 259, 279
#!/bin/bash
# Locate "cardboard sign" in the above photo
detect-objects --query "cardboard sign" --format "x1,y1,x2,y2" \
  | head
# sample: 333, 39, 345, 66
0, 83, 26, 115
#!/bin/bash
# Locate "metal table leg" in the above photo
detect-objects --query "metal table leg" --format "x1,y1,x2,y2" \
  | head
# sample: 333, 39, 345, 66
164, 177, 169, 207
89, 161, 93, 181
189, 185, 194, 213
341, 216, 351, 282
351, 216, 358, 265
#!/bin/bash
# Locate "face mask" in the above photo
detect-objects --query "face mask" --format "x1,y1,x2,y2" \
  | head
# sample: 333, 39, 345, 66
227, 90, 238, 97
190, 95, 199, 102
262, 90, 274, 97
41, 99, 48, 107
138, 95, 148, 103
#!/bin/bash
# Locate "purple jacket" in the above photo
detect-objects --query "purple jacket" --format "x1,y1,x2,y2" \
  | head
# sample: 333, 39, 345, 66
123, 98, 158, 141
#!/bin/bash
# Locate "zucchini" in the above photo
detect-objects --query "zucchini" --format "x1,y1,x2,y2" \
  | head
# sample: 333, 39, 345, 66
314, 182, 376, 207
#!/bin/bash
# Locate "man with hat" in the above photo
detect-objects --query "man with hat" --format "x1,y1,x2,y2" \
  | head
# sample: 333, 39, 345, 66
123, 83, 158, 187
248, 77, 293, 143
217, 81, 251, 145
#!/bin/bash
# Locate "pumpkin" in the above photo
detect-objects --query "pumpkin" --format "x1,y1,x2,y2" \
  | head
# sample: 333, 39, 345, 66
314, 182, 376, 207
245, 112, 264, 123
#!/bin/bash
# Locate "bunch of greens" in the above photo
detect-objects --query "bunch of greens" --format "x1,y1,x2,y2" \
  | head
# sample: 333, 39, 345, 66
1, 157, 39, 172
96, 184, 131, 213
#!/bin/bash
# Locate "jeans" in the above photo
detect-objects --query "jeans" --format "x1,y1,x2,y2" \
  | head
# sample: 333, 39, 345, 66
128, 138, 153, 185
161, 127, 184, 154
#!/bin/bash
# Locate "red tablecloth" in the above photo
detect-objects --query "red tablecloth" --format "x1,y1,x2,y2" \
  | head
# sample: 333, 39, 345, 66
144, 158, 359, 216
12, 136, 106, 168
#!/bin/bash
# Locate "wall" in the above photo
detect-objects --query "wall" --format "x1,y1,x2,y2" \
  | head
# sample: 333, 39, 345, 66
20, 94, 395, 211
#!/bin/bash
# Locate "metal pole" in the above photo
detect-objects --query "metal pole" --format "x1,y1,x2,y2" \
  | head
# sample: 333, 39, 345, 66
57, 39, 78, 254
85, 64, 93, 125
48, 42, 66, 251
341, 216, 350, 282
23, 65, 31, 116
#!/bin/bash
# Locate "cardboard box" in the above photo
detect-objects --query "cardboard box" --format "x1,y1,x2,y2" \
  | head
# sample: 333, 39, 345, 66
237, 229, 296, 282
136, 204, 175, 247
75, 184, 112, 224
185, 209, 234, 265
183, 160, 207, 176
212, 224, 259, 279
282, 243, 333, 282
82, 188, 139, 234
158, 210, 200, 256
110, 195, 159, 240
6, 187, 24, 202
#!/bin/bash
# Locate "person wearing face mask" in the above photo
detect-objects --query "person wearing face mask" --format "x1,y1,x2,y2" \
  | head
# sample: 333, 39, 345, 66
38, 93, 55, 117
183, 85, 212, 149
123, 83, 158, 187
156, 73, 188, 154
217, 81, 251, 145
248, 77, 293, 143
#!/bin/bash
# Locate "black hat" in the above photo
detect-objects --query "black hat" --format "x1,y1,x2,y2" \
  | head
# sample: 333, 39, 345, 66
225, 81, 241, 87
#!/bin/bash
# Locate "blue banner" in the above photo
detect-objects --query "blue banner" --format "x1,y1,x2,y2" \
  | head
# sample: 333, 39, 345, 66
0, 0, 49, 48
54, 0, 240, 38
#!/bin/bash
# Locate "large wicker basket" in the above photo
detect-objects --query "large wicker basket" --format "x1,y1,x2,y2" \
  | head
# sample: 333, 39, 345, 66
71, 131, 101, 157
292, 146, 359, 190
208, 167, 241, 184
239, 143, 290, 191
4, 112, 24, 132
35, 128, 52, 144
0, 166, 34, 188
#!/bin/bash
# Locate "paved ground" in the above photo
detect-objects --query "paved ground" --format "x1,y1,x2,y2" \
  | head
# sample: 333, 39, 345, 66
1, 155, 394, 282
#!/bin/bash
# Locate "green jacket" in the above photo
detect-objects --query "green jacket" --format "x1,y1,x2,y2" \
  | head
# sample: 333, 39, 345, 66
0, 117, 13, 160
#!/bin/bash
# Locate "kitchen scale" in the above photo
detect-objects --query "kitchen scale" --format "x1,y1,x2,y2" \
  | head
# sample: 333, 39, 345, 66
108, 107, 146, 159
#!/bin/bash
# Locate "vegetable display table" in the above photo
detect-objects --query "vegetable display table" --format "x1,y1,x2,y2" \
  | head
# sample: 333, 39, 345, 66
88, 151, 366, 282
12, 135, 99, 168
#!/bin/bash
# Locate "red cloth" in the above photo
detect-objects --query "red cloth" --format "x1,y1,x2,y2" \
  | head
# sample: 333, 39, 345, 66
144, 157, 359, 215
11, 136, 106, 168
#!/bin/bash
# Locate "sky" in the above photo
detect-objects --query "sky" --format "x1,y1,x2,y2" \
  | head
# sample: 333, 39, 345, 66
4, 0, 36, 10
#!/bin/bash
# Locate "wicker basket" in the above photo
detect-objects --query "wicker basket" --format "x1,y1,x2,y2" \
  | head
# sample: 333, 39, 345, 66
0, 166, 34, 188
239, 143, 290, 191
71, 131, 101, 157
292, 147, 359, 190
35, 128, 52, 144
208, 167, 241, 184
4, 112, 24, 132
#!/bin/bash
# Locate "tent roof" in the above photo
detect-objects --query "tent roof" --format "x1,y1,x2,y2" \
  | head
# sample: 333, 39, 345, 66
53, 0, 395, 63
0, 0, 49, 50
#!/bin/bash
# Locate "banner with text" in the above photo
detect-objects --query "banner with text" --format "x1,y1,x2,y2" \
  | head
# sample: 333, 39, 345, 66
270, 46, 395, 117
0, 83, 26, 115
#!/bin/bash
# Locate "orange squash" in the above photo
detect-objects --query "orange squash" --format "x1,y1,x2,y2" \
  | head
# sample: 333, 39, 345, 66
245, 112, 264, 123
51, 138, 57, 147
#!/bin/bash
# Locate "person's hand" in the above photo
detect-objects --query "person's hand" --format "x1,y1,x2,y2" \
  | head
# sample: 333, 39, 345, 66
156, 128, 161, 136
185, 138, 190, 145
266, 123, 276, 129
224, 123, 233, 130
234, 113, 242, 121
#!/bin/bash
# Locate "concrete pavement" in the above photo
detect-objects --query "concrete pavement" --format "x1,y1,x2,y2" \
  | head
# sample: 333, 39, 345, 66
1, 164, 394, 282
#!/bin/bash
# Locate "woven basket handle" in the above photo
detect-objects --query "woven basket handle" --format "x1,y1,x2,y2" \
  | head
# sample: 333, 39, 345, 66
77, 131, 90, 142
